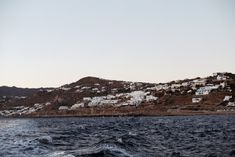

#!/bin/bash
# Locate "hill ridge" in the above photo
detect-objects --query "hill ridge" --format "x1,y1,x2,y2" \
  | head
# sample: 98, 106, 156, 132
0, 72, 234, 117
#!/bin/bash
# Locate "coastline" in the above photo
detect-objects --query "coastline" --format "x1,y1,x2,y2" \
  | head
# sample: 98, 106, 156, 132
1, 73, 234, 119
3, 110, 235, 118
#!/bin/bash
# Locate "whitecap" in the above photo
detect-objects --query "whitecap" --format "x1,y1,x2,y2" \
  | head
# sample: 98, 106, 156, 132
46, 151, 75, 157
117, 137, 123, 143
72, 144, 133, 157
128, 131, 137, 136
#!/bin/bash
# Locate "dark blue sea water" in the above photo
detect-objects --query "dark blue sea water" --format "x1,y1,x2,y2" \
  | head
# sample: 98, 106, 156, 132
0, 115, 234, 157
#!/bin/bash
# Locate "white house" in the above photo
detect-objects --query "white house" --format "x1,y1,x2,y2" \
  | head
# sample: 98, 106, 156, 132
227, 102, 235, 107
71, 103, 85, 110
192, 97, 202, 103
182, 82, 190, 87
45, 102, 51, 106
195, 85, 219, 95
162, 84, 170, 90
187, 90, 192, 93
127, 91, 145, 106
213, 72, 226, 77
146, 95, 158, 102
81, 86, 91, 90
220, 82, 226, 88
171, 84, 181, 89
195, 88, 210, 95
154, 85, 161, 91
208, 85, 220, 90
224, 96, 232, 102
83, 97, 91, 102
106, 95, 116, 100
87, 96, 118, 107
58, 106, 69, 110
217, 75, 227, 81
192, 79, 207, 86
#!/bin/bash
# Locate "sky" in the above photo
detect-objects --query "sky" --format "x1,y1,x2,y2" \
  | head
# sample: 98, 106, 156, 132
0, 0, 235, 88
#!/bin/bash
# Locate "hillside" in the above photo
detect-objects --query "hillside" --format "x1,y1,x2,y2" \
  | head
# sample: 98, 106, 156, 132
0, 86, 41, 97
0, 73, 235, 117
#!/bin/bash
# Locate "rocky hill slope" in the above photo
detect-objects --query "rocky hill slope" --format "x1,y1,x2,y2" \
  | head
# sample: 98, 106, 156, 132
0, 73, 235, 117
0, 86, 48, 97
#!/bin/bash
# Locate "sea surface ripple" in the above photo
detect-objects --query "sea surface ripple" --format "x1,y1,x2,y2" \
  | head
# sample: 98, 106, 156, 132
0, 115, 235, 157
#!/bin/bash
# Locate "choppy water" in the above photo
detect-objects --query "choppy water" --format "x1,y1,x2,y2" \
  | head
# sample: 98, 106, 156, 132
0, 115, 235, 157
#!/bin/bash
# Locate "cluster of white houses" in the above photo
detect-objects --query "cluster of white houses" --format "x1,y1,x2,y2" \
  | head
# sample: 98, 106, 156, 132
195, 85, 220, 96
213, 72, 228, 81
65, 72, 233, 107
58, 91, 158, 110
0, 102, 51, 116
191, 73, 233, 105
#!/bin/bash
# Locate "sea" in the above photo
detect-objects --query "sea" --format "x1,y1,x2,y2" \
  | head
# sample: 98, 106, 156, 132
0, 115, 234, 157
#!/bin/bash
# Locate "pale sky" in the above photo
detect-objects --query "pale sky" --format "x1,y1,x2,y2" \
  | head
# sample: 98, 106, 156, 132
0, 0, 235, 88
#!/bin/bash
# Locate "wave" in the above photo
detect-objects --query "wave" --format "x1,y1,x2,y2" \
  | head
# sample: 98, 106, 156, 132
37, 136, 53, 144
45, 144, 133, 157
46, 151, 75, 157
77, 144, 133, 157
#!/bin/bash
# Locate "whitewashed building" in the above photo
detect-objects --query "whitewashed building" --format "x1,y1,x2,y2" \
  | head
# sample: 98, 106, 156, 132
171, 84, 181, 89
83, 97, 92, 102
192, 79, 207, 86
224, 96, 232, 102
192, 97, 202, 103
71, 103, 84, 110
182, 82, 190, 87
195, 88, 210, 95
220, 82, 226, 88
146, 95, 158, 102
227, 102, 235, 107
217, 74, 227, 81
58, 106, 69, 110
195, 85, 219, 95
